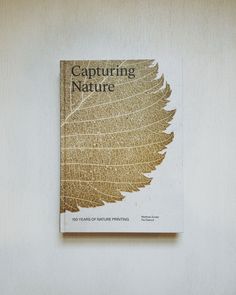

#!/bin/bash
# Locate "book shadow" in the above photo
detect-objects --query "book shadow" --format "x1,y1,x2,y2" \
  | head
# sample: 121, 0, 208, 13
60, 232, 180, 246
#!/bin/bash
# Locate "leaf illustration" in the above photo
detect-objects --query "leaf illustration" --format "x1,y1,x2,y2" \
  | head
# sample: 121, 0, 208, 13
60, 60, 175, 213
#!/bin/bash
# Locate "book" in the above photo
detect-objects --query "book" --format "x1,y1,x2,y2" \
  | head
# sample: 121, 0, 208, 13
60, 59, 183, 233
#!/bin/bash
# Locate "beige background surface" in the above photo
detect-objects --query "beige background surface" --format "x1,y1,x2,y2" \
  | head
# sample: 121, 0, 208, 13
0, 0, 236, 294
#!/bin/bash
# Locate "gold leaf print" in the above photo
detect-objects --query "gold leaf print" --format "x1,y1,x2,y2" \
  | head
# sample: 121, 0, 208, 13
60, 60, 175, 213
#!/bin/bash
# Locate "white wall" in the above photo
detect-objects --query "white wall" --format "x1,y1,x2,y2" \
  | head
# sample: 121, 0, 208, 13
0, 1, 236, 294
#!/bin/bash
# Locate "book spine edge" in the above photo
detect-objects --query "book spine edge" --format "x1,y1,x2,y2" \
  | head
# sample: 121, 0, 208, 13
59, 60, 65, 233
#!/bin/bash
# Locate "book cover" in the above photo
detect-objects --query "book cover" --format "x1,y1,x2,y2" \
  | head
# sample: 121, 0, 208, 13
60, 59, 183, 233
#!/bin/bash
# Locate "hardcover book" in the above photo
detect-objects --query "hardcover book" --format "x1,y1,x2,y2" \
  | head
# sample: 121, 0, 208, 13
60, 59, 183, 233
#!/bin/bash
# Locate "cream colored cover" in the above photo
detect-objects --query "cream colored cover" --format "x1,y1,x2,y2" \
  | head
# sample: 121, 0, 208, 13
60, 59, 183, 233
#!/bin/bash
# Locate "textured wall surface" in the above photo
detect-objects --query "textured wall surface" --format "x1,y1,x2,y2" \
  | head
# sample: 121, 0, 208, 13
0, 1, 236, 294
